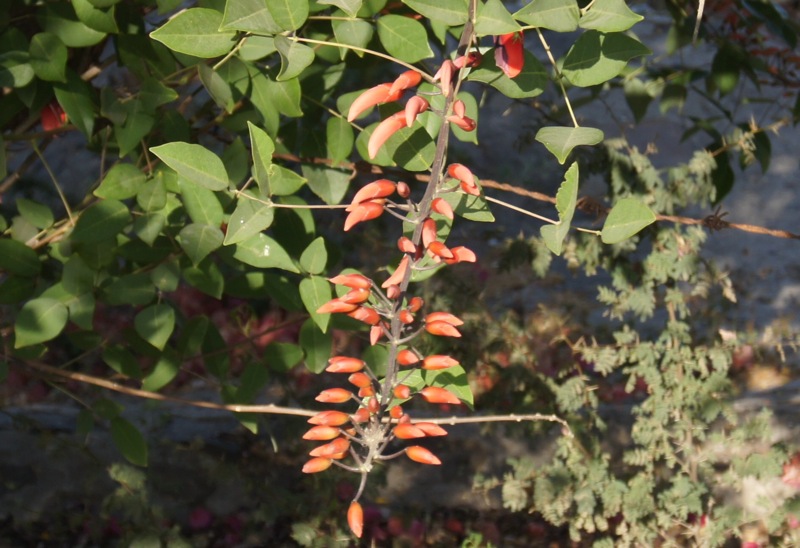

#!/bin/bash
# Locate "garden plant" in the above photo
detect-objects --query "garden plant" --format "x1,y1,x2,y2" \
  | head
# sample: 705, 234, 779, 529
1, 0, 800, 545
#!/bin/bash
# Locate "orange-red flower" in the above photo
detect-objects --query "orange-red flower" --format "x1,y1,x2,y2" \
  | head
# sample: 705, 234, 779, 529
454, 51, 482, 69
397, 349, 420, 366
427, 240, 454, 260
302, 457, 333, 474
396, 181, 411, 198
348, 372, 372, 388
415, 422, 448, 436
308, 410, 351, 426
431, 197, 454, 220
404, 95, 429, 126
309, 437, 350, 457
421, 218, 438, 248
422, 355, 460, 370
495, 32, 525, 79
394, 423, 426, 439
329, 272, 372, 289
348, 83, 404, 122
425, 311, 464, 326
315, 388, 353, 403
389, 69, 423, 96
326, 356, 366, 374
339, 287, 371, 304
303, 425, 341, 440
348, 179, 396, 210
447, 114, 477, 132
433, 60, 456, 98
426, 320, 461, 337
406, 445, 442, 465
347, 306, 381, 325
348, 501, 364, 538
381, 255, 410, 288
397, 236, 416, 254
370, 325, 384, 345
408, 296, 424, 312
344, 199, 385, 231
41, 101, 67, 132
444, 246, 477, 264
393, 384, 411, 399
368, 111, 407, 159
317, 298, 359, 314
420, 386, 461, 404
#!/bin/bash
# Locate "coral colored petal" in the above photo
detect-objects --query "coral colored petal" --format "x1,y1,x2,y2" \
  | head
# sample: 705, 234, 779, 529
349, 179, 396, 209
348, 83, 393, 122
447, 115, 476, 132
381, 255, 410, 289
397, 236, 417, 254
415, 422, 448, 436
329, 273, 372, 289
422, 354, 460, 370
348, 372, 372, 388
368, 112, 408, 159
404, 95, 430, 126
389, 69, 423, 95
433, 60, 455, 98
325, 357, 366, 373
408, 296, 424, 312
447, 163, 474, 187
347, 306, 381, 325
308, 410, 351, 426
315, 388, 353, 403
406, 445, 442, 465
421, 218, 438, 248
317, 298, 359, 314
431, 197, 454, 220
303, 425, 341, 441
302, 457, 333, 474
339, 287, 371, 304
344, 200, 385, 231
425, 311, 464, 326
396, 181, 411, 198
397, 349, 420, 366
450, 246, 477, 263
460, 180, 481, 196
425, 321, 462, 338
370, 325, 384, 345
495, 32, 524, 79
394, 423, 426, 439
427, 241, 454, 259
420, 386, 461, 404
453, 99, 466, 118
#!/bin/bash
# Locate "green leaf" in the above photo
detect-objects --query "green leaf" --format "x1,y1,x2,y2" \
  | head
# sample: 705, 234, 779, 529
38, 3, 106, 48
320, 0, 363, 17
198, 64, 233, 113
601, 197, 656, 244
467, 49, 548, 99
71, 199, 131, 244
183, 259, 224, 299
17, 198, 54, 230
247, 121, 274, 196
235, 363, 269, 403
302, 165, 351, 205
269, 165, 306, 196
14, 298, 69, 348
0, 276, 36, 305
72, 0, 118, 33
377, 15, 434, 63
266, 0, 309, 31
136, 178, 167, 212
141, 350, 180, 391
263, 342, 304, 372
0, 239, 40, 276
150, 8, 236, 58
299, 237, 328, 275
134, 303, 175, 351
404, 0, 468, 25
224, 195, 275, 245
150, 142, 229, 191
103, 345, 143, 379
233, 233, 300, 272
275, 35, 315, 81
562, 31, 651, 88
326, 117, 354, 163
535, 126, 604, 164
94, 163, 146, 199
178, 223, 224, 265
331, 19, 373, 59
110, 417, 148, 467
475, 0, 521, 35
221, 0, 282, 34
579, 0, 643, 33
101, 274, 155, 305
299, 318, 332, 373
513, 0, 579, 32
63, 256, 95, 295
54, 69, 96, 136
540, 162, 579, 255
300, 276, 332, 332
29, 32, 68, 82
263, 74, 302, 117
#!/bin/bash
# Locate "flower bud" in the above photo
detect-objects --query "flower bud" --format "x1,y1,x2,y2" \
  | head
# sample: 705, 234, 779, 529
406, 445, 442, 465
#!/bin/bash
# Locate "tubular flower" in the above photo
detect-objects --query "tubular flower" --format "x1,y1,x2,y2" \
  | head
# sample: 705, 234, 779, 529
348, 501, 364, 538
347, 306, 381, 325
302, 457, 333, 474
368, 111, 407, 159
394, 423, 426, 439
444, 246, 477, 264
348, 83, 403, 122
396, 181, 411, 198
352, 408, 370, 423
447, 163, 476, 193
415, 422, 448, 436
308, 410, 351, 426
386, 284, 401, 299
447, 114, 477, 132
408, 296, 424, 312
421, 218, 438, 248
422, 355, 460, 370
370, 325, 384, 345
329, 272, 372, 289
426, 320, 462, 337
315, 388, 353, 403
317, 298, 359, 314
310, 437, 351, 457
390, 405, 404, 419
348, 372, 372, 388
303, 425, 341, 441
452, 99, 466, 118
381, 255, 410, 288
364, 388, 378, 404
427, 241, 454, 260
454, 51, 482, 69
431, 197, 454, 220
433, 60, 456, 98
393, 384, 412, 399
495, 32, 525, 79
339, 287, 371, 304
398, 309, 415, 324
406, 445, 442, 465
420, 386, 461, 404
404, 95, 430, 126
344, 199, 385, 231
349, 179, 396, 209
397, 236, 417, 254
397, 349, 420, 366
41, 101, 68, 132
389, 69, 423, 95
326, 356, 366, 374
425, 311, 464, 326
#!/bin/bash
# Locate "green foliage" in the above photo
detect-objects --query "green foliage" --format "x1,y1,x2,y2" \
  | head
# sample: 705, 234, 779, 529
0, 0, 798, 544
